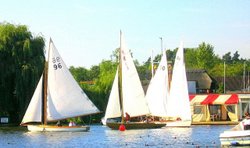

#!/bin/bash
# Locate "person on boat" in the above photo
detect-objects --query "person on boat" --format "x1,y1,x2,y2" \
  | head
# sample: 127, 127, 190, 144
244, 112, 250, 118
243, 119, 250, 130
176, 117, 182, 121
125, 112, 130, 123
242, 112, 250, 130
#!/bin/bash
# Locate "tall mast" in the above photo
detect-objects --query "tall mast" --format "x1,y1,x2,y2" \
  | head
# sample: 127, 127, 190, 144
42, 39, 51, 125
151, 50, 154, 77
118, 31, 125, 123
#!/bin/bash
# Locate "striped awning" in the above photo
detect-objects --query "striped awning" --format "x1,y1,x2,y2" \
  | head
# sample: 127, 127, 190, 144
189, 94, 239, 105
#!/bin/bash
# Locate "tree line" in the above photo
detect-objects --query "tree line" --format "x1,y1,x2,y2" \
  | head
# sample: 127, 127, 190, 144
1, 23, 249, 124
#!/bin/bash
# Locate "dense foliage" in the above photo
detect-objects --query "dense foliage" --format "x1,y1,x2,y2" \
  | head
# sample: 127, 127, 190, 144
0, 23, 45, 123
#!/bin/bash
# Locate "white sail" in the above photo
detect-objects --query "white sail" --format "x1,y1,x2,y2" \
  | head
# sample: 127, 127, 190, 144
167, 42, 191, 121
103, 32, 150, 122
46, 40, 99, 121
103, 69, 121, 119
120, 33, 150, 117
145, 50, 169, 117
21, 76, 43, 124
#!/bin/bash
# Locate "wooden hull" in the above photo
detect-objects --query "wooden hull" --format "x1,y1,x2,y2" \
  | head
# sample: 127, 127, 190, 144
165, 120, 191, 127
27, 125, 90, 132
220, 130, 250, 146
106, 122, 166, 130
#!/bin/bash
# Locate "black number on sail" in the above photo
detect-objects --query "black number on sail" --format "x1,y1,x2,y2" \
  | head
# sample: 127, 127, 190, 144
52, 57, 62, 70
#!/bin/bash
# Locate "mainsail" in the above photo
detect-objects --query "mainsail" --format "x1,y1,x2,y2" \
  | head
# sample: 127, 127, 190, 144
145, 50, 169, 117
21, 39, 99, 124
167, 42, 191, 121
104, 32, 150, 120
120, 33, 150, 117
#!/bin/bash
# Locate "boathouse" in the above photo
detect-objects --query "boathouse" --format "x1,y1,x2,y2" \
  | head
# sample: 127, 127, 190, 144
187, 70, 250, 124
189, 94, 250, 124
189, 94, 239, 122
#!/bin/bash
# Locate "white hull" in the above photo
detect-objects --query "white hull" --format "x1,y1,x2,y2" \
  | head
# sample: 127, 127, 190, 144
220, 130, 250, 146
27, 125, 90, 132
165, 120, 191, 127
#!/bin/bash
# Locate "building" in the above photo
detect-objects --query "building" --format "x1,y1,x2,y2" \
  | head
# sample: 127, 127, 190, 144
186, 69, 217, 94
187, 69, 250, 124
143, 68, 250, 124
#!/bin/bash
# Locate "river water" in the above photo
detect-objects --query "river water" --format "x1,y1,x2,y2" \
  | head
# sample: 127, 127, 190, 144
0, 125, 233, 148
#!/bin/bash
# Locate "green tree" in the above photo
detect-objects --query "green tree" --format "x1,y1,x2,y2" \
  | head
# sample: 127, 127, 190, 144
0, 23, 45, 123
185, 48, 198, 69
196, 42, 217, 70
222, 52, 232, 64
232, 51, 240, 63
89, 65, 100, 80
166, 48, 177, 62
69, 66, 90, 82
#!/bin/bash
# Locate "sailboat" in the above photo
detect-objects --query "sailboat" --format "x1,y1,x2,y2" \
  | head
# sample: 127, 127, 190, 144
145, 49, 169, 117
104, 31, 166, 130
145, 42, 191, 127
166, 42, 192, 127
20, 39, 100, 132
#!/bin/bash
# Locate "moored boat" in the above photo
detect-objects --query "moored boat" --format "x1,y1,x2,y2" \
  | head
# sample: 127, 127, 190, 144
20, 39, 100, 132
103, 31, 166, 130
220, 118, 250, 146
145, 42, 191, 127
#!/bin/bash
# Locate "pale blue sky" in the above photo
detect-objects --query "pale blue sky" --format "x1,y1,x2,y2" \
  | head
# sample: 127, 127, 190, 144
1, 0, 250, 68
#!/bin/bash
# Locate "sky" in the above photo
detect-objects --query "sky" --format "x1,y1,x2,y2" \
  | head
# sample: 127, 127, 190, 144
1, 0, 250, 68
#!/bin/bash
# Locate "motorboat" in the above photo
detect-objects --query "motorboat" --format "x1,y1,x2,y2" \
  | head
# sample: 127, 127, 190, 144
220, 118, 250, 146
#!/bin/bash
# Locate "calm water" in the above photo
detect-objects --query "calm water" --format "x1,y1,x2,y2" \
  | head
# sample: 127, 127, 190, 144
0, 125, 233, 148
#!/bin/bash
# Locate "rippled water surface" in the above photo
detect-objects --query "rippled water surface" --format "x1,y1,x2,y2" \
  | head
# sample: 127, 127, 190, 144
0, 125, 233, 147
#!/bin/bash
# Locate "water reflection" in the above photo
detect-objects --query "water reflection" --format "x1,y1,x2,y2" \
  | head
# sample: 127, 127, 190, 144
23, 131, 89, 147
104, 125, 228, 147
105, 127, 155, 147
104, 127, 195, 147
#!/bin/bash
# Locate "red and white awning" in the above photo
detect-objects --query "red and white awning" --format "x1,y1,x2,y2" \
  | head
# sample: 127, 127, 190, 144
189, 94, 239, 105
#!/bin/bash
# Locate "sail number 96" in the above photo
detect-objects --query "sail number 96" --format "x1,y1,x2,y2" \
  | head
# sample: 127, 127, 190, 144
52, 57, 62, 70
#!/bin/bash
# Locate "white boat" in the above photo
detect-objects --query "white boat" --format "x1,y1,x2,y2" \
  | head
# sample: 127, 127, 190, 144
166, 42, 192, 127
20, 39, 100, 132
220, 119, 250, 146
145, 42, 191, 127
104, 31, 166, 129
